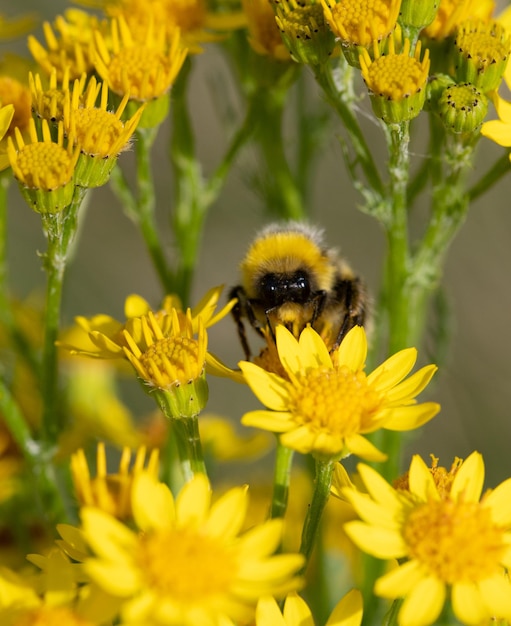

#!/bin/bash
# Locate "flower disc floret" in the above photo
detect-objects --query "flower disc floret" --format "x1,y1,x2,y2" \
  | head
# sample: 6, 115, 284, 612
360, 38, 430, 122
240, 325, 439, 461
320, 0, 401, 47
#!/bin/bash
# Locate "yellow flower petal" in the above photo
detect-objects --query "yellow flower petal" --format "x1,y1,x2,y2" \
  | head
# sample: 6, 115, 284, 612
239, 361, 291, 410
374, 559, 424, 597
343, 488, 397, 528
451, 581, 489, 625
205, 486, 248, 538
334, 325, 367, 371
344, 434, 388, 462
478, 573, 511, 618
483, 477, 511, 526
357, 462, 405, 509
241, 410, 293, 433
481, 119, 511, 146
81, 507, 137, 561
175, 473, 211, 528
399, 575, 445, 626
450, 451, 484, 502
297, 325, 333, 369
256, 596, 287, 626
366, 347, 417, 390
325, 589, 363, 626
408, 454, 441, 501
131, 472, 175, 532
124, 293, 151, 318
85, 559, 140, 596
385, 364, 438, 404
283, 592, 315, 626
238, 519, 284, 559
344, 521, 407, 559
381, 402, 440, 431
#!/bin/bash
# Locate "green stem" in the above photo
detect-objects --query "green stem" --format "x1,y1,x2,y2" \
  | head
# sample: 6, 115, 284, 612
270, 441, 294, 519
171, 417, 208, 481
135, 127, 175, 294
299, 458, 334, 571
39, 188, 86, 445
313, 61, 384, 196
468, 150, 510, 202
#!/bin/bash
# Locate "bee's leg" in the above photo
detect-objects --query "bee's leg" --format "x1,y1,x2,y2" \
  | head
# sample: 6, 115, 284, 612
333, 277, 367, 349
229, 286, 253, 360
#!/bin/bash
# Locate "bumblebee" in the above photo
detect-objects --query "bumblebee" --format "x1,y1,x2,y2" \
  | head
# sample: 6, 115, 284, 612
229, 222, 368, 360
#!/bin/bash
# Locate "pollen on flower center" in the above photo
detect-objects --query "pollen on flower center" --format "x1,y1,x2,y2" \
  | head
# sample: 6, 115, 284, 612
290, 366, 380, 436
321, 0, 400, 46
140, 336, 203, 387
403, 499, 505, 583
138, 528, 237, 600
107, 48, 173, 100
365, 53, 426, 99
73, 108, 126, 156
15, 143, 74, 190
13, 606, 93, 626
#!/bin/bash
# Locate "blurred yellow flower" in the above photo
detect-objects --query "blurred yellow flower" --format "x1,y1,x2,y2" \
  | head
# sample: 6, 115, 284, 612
0, 12, 37, 40
240, 325, 439, 461
242, 0, 292, 61
81, 472, 305, 625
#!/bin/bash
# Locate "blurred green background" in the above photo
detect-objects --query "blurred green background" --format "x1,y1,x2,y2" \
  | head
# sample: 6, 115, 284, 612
3, 0, 511, 486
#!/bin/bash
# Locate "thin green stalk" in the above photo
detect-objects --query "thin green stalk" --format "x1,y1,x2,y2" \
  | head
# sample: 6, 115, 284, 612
468, 150, 510, 202
171, 417, 208, 481
39, 187, 87, 444
299, 458, 334, 571
313, 61, 384, 196
134, 128, 175, 294
270, 441, 294, 519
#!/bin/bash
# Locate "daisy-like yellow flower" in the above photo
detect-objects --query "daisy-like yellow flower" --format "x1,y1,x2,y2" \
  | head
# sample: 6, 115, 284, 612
481, 91, 511, 158
240, 325, 439, 461
453, 20, 511, 92
320, 0, 400, 65
256, 589, 363, 626
29, 67, 78, 124
64, 77, 145, 187
242, 0, 292, 61
93, 15, 187, 127
71, 443, 159, 520
343, 452, 511, 626
7, 119, 80, 214
360, 38, 430, 124
81, 472, 305, 626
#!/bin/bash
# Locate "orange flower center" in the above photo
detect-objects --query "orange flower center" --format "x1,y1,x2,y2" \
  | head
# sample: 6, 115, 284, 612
404, 499, 505, 583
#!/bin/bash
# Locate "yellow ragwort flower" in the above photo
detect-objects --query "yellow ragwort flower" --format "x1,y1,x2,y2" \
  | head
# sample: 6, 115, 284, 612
393, 454, 464, 498
343, 452, 511, 626
28, 12, 98, 81
424, 0, 495, 40
453, 19, 511, 92
64, 77, 145, 187
256, 589, 363, 626
242, 0, 292, 61
29, 67, 78, 124
71, 443, 159, 520
81, 472, 305, 625
275, 0, 336, 66
360, 38, 430, 123
7, 119, 80, 213
93, 15, 187, 102
240, 325, 440, 461
481, 91, 511, 158
320, 0, 401, 48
